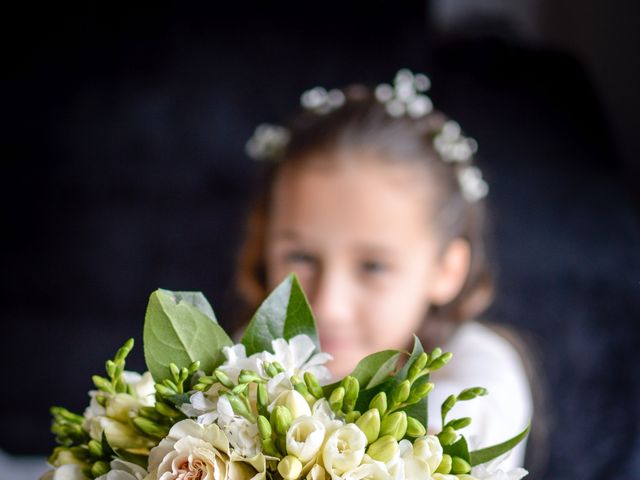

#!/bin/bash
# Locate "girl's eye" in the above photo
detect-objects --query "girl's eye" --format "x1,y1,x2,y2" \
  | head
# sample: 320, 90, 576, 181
285, 251, 316, 265
361, 260, 388, 274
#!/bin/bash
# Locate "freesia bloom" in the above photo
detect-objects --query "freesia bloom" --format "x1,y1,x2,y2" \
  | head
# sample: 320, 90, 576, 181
399, 435, 443, 480
286, 416, 326, 462
322, 424, 367, 479
270, 390, 312, 418
83, 371, 156, 450
146, 419, 265, 480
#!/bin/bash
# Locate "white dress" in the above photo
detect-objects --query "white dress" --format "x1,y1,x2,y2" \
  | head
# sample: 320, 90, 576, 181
428, 321, 533, 470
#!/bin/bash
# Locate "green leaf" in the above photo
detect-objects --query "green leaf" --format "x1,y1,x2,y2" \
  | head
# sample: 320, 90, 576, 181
469, 423, 531, 466
159, 289, 217, 323
393, 336, 429, 427
144, 289, 232, 381
444, 435, 471, 464
241, 273, 319, 355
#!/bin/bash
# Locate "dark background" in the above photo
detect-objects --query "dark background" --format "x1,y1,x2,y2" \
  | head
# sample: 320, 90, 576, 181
2, 2, 639, 478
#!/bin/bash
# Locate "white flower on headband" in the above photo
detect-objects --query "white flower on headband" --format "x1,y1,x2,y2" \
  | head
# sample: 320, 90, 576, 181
374, 68, 433, 119
457, 166, 489, 202
245, 123, 290, 161
434, 120, 488, 201
301, 87, 345, 114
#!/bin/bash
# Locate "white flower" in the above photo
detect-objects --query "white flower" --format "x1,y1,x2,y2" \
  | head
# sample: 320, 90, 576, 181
270, 390, 312, 418
216, 395, 262, 457
306, 464, 328, 480
218, 345, 265, 384
470, 453, 528, 480
95, 459, 147, 480
340, 458, 391, 480
286, 415, 326, 462
40, 464, 87, 480
399, 435, 443, 480
147, 419, 265, 480
263, 335, 333, 385
180, 383, 225, 425
322, 424, 367, 479
83, 371, 156, 450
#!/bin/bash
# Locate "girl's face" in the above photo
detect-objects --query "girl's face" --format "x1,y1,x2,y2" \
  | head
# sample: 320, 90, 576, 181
265, 152, 466, 379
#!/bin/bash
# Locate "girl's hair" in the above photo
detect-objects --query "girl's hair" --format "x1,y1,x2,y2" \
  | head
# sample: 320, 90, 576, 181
233, 83, 495, 349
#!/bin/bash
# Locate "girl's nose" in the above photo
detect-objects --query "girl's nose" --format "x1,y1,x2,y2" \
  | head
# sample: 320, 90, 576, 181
309, 268, 356, 330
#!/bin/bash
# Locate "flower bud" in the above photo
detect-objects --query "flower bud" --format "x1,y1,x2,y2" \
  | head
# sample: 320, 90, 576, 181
379, 411, 407, 441
344, 410, 361, 423
437, 426, 458, 446
329, 387, 345, 413
155, 384, 175, 397
133, 417, 168, 439
457, 387, 488, 401
429, 352, 453, 371
405, 416, 426, 437
273, 390, 312, 419
258, 415, 272, 440
367, 435, 399, 463
355, 409, 380, 444
155, 401, 181, 418
214, 369, 235, 388
407, 352, 428, 380
239, 369, 263, 384
304, 372, 324, 398
447, 417, 472, 431
87, 440, 103, 459
435, 454, 452, 474
91, 460, 110, 477
92, 375, 114, 394
342, 376, 360, 413
226, 393, 255, 421
257, 383, 269, 413
429, 347, 442, 362
271, 405, 293, 435
451, 456, 472, 474
169, 363, 181, 380
369, 392, 387, 416
391, 380, 411, 405
278, 455, 303, 480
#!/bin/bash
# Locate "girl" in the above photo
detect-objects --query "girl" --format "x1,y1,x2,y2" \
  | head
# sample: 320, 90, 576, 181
233, 70, 535, 469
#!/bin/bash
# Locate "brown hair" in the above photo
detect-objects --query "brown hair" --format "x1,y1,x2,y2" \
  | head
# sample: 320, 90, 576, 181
233, 84, 495, 349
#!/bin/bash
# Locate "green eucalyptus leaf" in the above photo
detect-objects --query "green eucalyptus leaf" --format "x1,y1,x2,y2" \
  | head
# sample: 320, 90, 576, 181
469, 423, 531, 466
241, 273, 319, 355
144, 289, 232, 381
159, 289, 217, 323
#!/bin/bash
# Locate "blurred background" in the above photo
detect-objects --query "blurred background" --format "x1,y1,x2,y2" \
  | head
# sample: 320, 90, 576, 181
1, 2, 639, 478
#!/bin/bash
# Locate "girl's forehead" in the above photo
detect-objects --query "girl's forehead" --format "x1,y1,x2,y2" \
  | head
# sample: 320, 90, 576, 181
269, 156, 439, 248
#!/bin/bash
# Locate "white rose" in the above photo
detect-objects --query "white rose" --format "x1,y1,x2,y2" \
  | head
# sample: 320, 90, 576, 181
322, 424, 367, 478
286, 415, 326, 462
147, 419, 265, 480
399, 435, 442, 480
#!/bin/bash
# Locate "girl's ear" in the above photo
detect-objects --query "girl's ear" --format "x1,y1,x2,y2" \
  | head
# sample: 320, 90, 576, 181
428, 238, 471, 305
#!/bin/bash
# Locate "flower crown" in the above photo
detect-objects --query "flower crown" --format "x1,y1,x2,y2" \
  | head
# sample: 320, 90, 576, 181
245, 69, 488, 202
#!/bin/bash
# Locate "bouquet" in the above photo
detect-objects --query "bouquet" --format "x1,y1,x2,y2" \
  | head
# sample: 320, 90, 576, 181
42, 274, 529, 480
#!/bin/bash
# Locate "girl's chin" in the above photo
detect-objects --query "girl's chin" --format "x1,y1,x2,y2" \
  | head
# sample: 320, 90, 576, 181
326, 352, 363, 379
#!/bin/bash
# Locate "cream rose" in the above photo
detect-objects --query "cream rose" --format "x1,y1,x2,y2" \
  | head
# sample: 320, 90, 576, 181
146, 419, 265, 480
